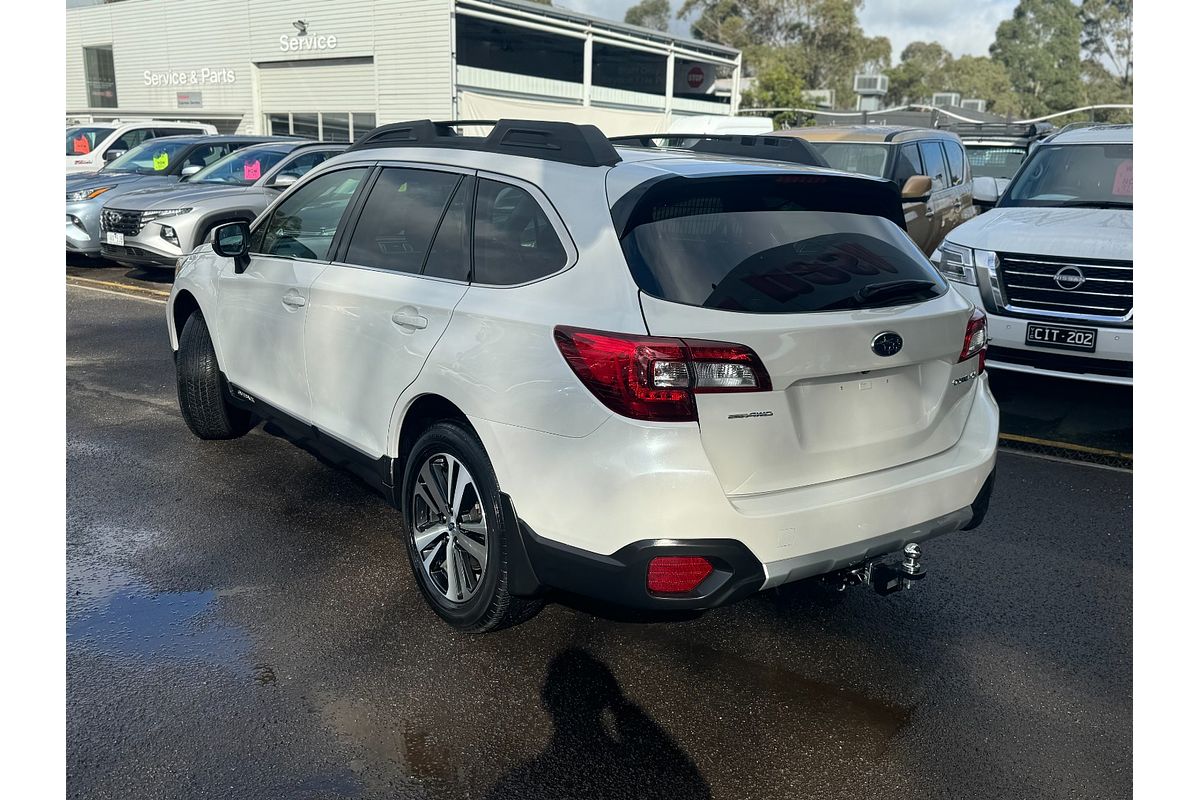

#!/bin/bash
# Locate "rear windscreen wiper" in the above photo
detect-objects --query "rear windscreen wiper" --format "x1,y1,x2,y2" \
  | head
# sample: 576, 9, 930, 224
852, 279, 938, 305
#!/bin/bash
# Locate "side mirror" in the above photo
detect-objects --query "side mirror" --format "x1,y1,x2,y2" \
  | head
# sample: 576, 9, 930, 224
212, 221, 252, 273
268, 173, 299, 190
180, 164, 202, 178
901, 175, 933, 200
103, 149, 126, 162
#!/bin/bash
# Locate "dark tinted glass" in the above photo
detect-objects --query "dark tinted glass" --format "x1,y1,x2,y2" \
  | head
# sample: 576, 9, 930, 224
275, 150, 336, 180
345, 168, 460, 273
83, 46, 117, 108
620, 175, 944, 314
473, 180, 567, 285
292, 113, 319, 140
944, 142, 965, 185
182, 143, 232, 170
256, 168, 367, 259
423, 177, 474, 282
893, 143, 923, 186
1001, 143, 1132, 209
918, 141, 949, 190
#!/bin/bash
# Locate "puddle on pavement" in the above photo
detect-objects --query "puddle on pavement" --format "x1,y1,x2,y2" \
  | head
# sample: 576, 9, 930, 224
67, 582, 249, 667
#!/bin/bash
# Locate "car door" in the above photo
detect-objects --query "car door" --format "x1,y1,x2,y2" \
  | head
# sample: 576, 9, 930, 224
303, 165, 473, 458
215, 166, 369, 421
941, 139, 976, 229
917, 139, 954, 254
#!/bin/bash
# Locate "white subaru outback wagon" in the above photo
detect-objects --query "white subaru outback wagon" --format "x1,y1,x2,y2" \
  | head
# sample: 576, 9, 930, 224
167, 119, 999, 632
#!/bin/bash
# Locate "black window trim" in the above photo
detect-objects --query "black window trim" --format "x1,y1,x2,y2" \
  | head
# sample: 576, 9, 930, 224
327, 161, 478, 283
918, 139, 950, 192
469, 169, 578, 289
246, 162, 375, 266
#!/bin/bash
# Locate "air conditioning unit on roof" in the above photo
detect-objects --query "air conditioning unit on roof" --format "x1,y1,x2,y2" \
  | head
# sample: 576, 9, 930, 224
961, 98, 988, 112
853, 74, 888, 95
932, 92, 962, 108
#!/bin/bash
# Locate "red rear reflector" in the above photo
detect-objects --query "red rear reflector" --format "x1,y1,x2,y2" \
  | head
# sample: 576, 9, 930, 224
553, 326, 771, 422
647, 556, 713, 594
959, 307, 988, 372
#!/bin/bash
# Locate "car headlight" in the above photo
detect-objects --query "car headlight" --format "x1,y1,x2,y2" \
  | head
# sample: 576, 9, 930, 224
144, 207, 193, 221
66, 185, 114, 202
932, 242, 984, 286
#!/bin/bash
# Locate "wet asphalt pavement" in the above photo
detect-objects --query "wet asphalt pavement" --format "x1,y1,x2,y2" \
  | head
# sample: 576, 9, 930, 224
67, 277, 1132, 800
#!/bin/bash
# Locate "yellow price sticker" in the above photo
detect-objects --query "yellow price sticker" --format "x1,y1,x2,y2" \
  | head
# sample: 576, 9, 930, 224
152, 152, 169, 171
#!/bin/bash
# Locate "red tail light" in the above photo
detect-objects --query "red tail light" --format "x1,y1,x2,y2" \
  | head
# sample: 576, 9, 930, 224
553, 326, 771, 422
959, 307, 988, 373
647, 556, 713, 594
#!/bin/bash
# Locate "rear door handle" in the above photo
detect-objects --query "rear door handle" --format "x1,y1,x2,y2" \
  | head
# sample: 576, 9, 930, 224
392, 310, 428, 330
281, 291, 307, 309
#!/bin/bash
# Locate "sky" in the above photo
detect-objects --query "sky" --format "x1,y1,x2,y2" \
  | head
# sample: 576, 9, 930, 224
554, 0, 1021, 59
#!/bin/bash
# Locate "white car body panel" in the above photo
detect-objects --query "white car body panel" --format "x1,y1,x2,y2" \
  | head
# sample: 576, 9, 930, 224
67, 121, 217, 174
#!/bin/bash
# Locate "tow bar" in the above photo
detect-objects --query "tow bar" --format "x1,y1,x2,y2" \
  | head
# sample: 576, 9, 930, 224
825, 543, 928, 596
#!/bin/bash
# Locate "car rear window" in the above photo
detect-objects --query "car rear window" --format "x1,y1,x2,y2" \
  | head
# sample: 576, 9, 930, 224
616, 174, 943, 314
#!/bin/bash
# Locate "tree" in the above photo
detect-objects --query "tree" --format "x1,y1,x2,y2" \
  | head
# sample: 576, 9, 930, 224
625, 0, 672, 31
1081, 0, 1132, 89
990, 0, 1083, 117
943, 56, 1023, 116
741, 44, 808, 122
885, 41, 952, 105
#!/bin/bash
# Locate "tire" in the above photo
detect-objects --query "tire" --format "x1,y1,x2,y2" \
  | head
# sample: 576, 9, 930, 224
175, 311, 254, 440
400, 422, 543, 633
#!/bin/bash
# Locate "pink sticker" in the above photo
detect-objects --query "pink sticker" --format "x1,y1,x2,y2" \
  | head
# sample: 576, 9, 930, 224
1111, 159, 1132, 196
243, 160, 261, 180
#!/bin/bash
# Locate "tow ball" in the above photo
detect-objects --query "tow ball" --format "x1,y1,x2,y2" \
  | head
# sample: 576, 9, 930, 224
825, 543, 928, 596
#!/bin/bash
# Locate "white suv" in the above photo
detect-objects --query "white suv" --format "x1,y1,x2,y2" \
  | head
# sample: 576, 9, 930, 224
67, 119, 217, 174
167, 120, 999, 632
932, 125, 1132, 384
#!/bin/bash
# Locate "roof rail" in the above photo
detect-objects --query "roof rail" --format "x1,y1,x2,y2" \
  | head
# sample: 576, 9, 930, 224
609, 134, 827, 168
346, 118, 621, 167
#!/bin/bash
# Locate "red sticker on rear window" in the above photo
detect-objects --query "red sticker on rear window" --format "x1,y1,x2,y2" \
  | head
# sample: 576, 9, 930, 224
1112, 159, 1132, 196
243, 160, 261, 180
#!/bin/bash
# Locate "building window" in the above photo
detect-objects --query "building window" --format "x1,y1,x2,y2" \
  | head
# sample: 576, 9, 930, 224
84, 45, 117, 108
263, 111, 377, 141
592, 44, 666, 96
456, 17, 583, 83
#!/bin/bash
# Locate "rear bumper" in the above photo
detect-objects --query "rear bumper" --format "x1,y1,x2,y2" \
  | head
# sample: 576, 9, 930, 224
472, 373, 999, 607
511, 470, 996, 609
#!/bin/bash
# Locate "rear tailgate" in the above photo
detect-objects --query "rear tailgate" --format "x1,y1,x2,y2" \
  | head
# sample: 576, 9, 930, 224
611, 166, 981, 495
640, 292, 978, 494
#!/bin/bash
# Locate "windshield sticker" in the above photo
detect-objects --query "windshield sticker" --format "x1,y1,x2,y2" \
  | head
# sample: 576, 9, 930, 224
152, 152, 170, 171
1112, 160, 1132, 196
243, 160, 261, 181
72, 136, 91, 155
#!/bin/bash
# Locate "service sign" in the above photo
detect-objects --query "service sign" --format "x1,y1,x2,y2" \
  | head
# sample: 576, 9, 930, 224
177, 91, 203, 108
144, 68, 236, 87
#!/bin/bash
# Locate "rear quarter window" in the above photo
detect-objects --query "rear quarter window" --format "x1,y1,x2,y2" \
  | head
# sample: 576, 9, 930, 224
617, 175, 943, 314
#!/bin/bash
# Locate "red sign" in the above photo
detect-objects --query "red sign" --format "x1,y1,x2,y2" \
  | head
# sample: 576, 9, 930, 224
686, 66, 706, 89
72, 135, 91, 155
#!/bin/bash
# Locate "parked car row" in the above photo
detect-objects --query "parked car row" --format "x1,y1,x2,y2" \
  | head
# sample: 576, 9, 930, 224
66, 134, 347, 268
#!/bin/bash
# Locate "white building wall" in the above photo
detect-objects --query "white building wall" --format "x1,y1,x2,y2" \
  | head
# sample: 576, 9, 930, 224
374, 0, 455, 121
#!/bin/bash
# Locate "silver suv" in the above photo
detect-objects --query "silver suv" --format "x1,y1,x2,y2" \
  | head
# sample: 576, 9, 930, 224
100, 141, 346, 269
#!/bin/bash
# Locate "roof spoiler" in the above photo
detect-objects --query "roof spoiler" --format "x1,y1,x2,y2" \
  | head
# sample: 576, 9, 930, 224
610, 133, 828, 168
346, 119, 621, 167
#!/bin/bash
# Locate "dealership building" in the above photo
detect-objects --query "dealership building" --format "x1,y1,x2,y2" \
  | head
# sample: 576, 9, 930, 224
66, 0, 742, 138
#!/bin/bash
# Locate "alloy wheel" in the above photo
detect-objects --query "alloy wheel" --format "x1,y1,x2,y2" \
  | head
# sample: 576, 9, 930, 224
411, 453, 489, 604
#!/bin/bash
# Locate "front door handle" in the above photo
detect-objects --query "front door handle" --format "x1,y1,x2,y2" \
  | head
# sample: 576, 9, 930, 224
281, 290, 307, 310
392, 310, 428, 330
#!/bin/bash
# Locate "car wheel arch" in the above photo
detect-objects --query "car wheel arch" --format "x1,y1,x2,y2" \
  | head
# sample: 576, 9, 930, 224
394, 394, 480, 486
171, 289, 202, 345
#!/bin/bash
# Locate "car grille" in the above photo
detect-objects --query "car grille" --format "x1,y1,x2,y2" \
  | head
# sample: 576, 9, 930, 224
996, 253, 1132, 320
101, 208, 145, 236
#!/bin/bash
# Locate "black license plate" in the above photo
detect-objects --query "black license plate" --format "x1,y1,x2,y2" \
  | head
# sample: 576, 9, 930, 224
1025, 322, 1098, 352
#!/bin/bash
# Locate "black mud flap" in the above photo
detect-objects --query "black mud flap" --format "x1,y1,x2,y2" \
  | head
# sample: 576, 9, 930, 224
962, 467, 997, 531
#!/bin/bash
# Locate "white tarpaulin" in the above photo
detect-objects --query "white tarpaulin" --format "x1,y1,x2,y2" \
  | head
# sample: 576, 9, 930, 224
457, 91, 672, 137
